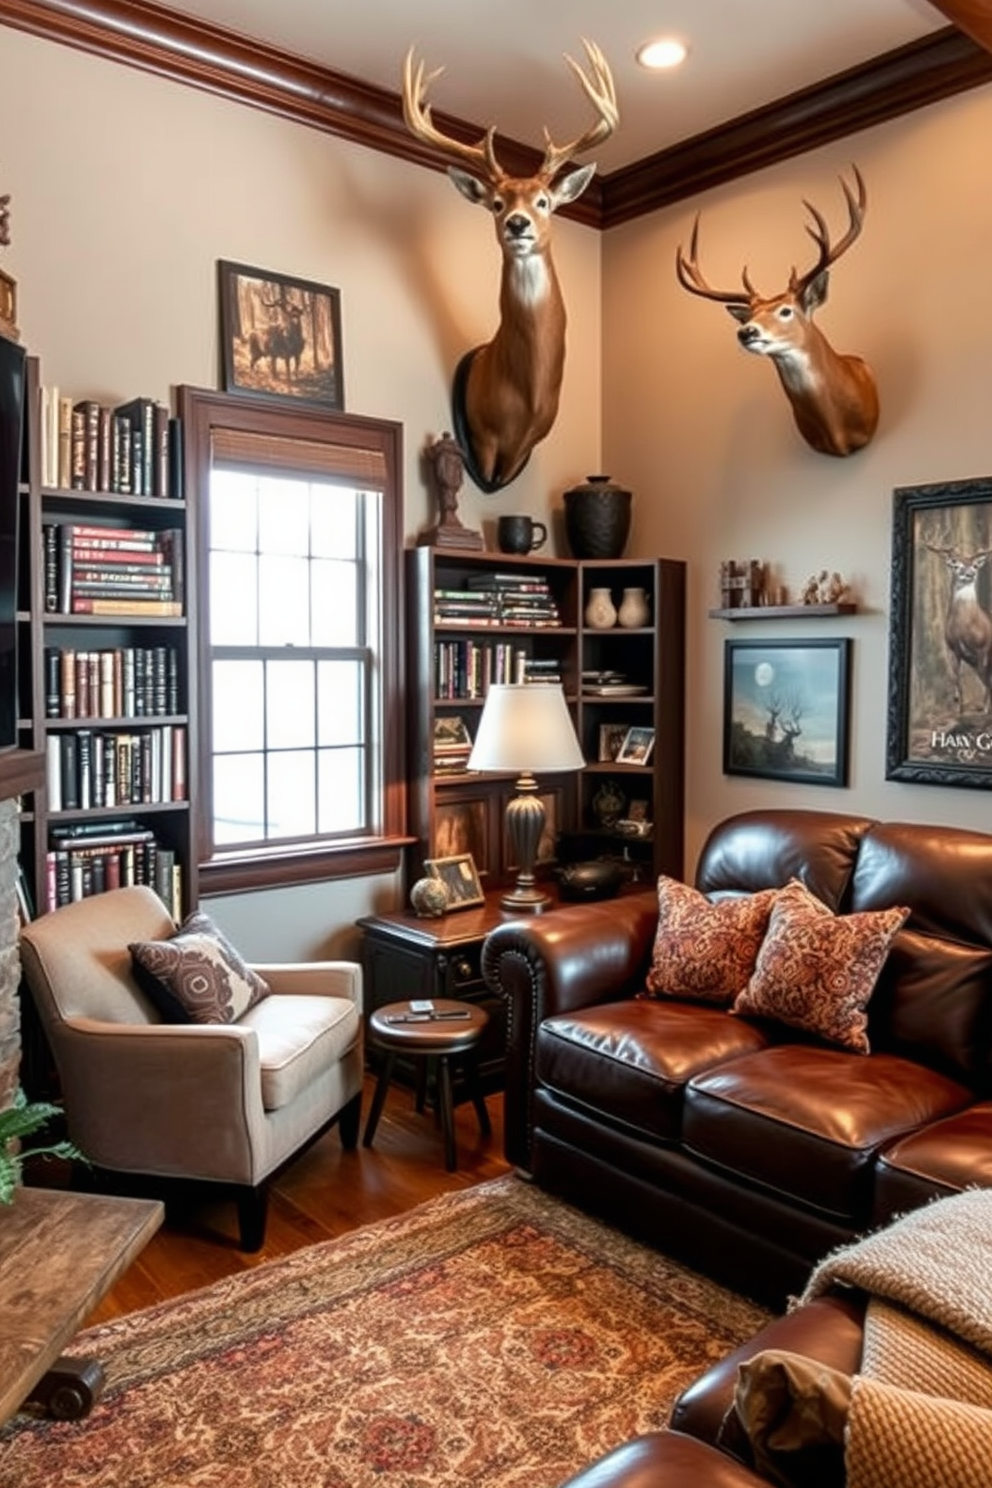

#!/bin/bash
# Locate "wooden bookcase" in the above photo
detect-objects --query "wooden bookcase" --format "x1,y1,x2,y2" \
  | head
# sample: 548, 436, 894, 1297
16, 356, 197, 919
405, 546, 685, 893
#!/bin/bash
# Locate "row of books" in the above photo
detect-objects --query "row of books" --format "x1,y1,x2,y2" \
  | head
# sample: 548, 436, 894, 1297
45, 644, 181, 719
38, 387, 183, 499
43, 522, 184, 616
46, 725, 187, 811
433, 572, 563, 629
44, 822, 182, 917
434, 641, 565, 698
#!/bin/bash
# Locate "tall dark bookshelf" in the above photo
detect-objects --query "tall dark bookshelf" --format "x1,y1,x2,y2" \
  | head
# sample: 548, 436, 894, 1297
16, 356, 197, 919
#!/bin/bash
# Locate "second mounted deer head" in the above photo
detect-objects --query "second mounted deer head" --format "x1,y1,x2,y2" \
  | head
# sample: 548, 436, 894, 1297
403, 40, 618, 492
675, 168, 879, 458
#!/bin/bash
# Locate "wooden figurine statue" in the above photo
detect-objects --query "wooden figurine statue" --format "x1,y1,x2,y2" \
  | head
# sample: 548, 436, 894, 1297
418, 431, 484, 550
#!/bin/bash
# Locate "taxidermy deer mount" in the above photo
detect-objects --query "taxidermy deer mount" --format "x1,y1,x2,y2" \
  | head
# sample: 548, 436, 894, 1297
403, 40, 618, 492
675, 167, 879, 458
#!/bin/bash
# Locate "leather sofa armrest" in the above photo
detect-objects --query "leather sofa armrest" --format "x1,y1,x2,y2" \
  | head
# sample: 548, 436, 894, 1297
560, 1430, 771, 1487
670, 1292, 867, 1447
481, 890, 658, 1170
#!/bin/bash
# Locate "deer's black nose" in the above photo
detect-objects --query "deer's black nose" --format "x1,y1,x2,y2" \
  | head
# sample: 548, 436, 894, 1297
505, 214, 530, 238
737, 325, 760, 345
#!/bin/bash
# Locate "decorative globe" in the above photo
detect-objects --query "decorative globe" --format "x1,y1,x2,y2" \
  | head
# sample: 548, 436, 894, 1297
410, 877, 450, 918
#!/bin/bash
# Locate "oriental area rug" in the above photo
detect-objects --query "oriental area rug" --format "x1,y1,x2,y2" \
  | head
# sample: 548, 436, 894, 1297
0, 1175, 769, 1488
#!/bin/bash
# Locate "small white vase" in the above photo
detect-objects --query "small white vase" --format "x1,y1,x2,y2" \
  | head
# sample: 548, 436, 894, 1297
585, 587, 617, 629
617, 587, 650, 629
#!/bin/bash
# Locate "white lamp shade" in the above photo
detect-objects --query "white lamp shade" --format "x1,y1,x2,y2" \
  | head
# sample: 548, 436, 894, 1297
467, 684, 584, 774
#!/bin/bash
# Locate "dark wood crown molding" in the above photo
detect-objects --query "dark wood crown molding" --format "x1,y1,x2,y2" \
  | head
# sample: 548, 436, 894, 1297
0, 1, 990, 229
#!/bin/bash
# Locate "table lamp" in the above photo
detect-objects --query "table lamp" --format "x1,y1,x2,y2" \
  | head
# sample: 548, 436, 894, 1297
468, 683, 584, 912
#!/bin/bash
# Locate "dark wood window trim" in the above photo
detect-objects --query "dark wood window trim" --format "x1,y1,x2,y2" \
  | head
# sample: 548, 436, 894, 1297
179, 385, 410, 896
0, 3, 989, 227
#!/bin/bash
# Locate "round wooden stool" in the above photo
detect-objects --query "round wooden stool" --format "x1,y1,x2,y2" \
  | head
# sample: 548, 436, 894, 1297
363, 999, 491, 1171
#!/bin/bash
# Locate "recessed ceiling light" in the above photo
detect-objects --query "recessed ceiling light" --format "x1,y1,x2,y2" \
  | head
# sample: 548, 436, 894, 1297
636, 37, 689, 71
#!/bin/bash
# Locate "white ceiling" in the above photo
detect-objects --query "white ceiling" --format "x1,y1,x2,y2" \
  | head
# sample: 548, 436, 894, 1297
161, 0, 947, 172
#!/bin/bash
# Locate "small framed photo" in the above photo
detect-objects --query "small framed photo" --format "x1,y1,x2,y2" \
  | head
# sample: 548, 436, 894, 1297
218, 260, 344, 409
617, 726, 655, 765
424, 853, 486, 910
598, 723, 629, 762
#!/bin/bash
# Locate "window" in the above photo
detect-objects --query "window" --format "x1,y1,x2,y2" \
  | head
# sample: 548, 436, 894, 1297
180, 388, 407, 893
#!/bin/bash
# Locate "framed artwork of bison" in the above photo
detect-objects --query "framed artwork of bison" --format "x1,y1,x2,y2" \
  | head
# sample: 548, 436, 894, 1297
218, 261, 344, 409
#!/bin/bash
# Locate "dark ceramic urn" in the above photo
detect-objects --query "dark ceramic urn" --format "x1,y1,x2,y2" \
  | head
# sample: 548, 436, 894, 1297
563, 475, 632, 560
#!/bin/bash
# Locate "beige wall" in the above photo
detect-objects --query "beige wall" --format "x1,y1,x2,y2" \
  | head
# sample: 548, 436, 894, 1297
603, 85, 992, 874
4, 25, 991, 953
0, 28, 601, 957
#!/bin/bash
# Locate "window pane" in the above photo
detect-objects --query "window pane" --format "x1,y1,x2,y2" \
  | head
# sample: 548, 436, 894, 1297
214, 753, 265, 844
267, 660, 315, 749
318, 747, 365, 833
258, 554, 310, 645
211, 552, 258, 645
211, 470, 258, 551
318, 660, 363, 745
213, 660, 264, 752
311, 485, 358, 559
259, 477, 309, 555
312, 559, 359, 646
267, 749, 316, 838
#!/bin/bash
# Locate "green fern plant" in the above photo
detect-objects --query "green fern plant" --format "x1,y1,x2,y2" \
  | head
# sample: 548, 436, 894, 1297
0, 1088, 84, 1204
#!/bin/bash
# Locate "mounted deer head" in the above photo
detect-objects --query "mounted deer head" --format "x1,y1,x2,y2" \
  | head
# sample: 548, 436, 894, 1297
403, 40, 618, 491
675, 168, 879, 458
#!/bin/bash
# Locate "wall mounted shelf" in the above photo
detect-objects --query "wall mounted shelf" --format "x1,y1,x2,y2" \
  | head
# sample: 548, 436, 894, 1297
708, 603, 857, 621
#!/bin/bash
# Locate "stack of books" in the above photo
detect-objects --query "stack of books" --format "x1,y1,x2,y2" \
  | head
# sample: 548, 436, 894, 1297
43, 522, 184, 617
433, 716, 474, 776
433, 572, 562, 628
38, 388, 183, 499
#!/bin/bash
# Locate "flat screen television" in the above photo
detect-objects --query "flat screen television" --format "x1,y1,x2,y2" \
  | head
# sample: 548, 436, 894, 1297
0, 334, 26, 753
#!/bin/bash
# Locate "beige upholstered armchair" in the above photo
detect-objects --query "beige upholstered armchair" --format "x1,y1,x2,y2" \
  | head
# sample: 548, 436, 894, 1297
19, 886, 364, 1250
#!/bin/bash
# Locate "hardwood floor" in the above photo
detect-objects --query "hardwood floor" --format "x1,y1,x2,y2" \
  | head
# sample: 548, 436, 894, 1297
25, 1072, 510, 1327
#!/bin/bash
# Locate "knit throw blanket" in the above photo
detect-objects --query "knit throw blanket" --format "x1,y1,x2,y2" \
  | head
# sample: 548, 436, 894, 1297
799, 1189, 992, 1488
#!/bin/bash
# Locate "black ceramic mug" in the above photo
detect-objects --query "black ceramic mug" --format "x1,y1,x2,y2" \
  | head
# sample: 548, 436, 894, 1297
497, 515, 548, 554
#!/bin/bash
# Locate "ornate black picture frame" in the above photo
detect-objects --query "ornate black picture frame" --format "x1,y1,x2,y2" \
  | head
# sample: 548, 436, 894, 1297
723, 638, 851, 787
886, 475, 992, 789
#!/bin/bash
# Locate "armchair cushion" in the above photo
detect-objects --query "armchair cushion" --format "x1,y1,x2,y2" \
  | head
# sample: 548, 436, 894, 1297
129, 910, 271, 1025
242, 994, 361, 1110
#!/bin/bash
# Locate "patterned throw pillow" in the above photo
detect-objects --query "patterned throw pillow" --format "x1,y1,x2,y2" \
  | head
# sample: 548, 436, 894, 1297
129, 911, 270, 1024
644, 876, 779, 1004
731, 879, 909, 1053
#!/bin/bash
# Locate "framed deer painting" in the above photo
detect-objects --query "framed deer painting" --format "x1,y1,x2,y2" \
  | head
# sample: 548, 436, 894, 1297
218, 261, 344, 410
723, 638, 851, 787
887, 476, 992, 788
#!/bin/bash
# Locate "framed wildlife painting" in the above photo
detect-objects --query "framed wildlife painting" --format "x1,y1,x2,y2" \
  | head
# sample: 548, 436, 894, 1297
886, 476, 992, 788
218, 261, 344, 409
724, 638, 851, 787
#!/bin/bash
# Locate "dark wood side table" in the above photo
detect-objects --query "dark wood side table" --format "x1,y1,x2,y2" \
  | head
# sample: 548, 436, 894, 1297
0, 1187, 163, 1423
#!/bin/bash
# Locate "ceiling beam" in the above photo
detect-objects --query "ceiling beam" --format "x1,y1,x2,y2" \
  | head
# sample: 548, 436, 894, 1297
0, 1, 990, 229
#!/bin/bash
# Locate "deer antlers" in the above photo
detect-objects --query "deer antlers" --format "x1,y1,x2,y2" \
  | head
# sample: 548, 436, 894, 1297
402, 38, 618, 186
676, 167, 868, 306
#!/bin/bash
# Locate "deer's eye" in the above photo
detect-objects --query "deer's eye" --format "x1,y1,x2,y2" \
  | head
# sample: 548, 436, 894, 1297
776, 306, 794, 321
535, 194, 550, 213
491, 196, 505, 215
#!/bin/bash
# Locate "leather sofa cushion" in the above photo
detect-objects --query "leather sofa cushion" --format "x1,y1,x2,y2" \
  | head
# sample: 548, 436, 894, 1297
873, 1101, 992, 1225
559, 1430, 769, 1488
536, 1000, 771, 1144
867, 928, 992, 1084
684, 1044, 971, 1222
695, 809, 875, 911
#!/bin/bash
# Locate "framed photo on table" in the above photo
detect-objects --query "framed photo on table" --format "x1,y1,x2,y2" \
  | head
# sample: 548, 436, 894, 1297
886, 476, 992, 789
424, 853, 486, 910
617, 726, 655, 765
723, 638, 851, 787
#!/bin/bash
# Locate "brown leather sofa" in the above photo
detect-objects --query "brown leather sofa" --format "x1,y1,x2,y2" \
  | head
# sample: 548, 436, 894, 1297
560, 1288, 868, 1486
481, 808, 992, 1307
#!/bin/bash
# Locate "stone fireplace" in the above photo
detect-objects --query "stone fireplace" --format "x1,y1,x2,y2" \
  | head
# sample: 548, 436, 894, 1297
0, 751, 46, 1112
